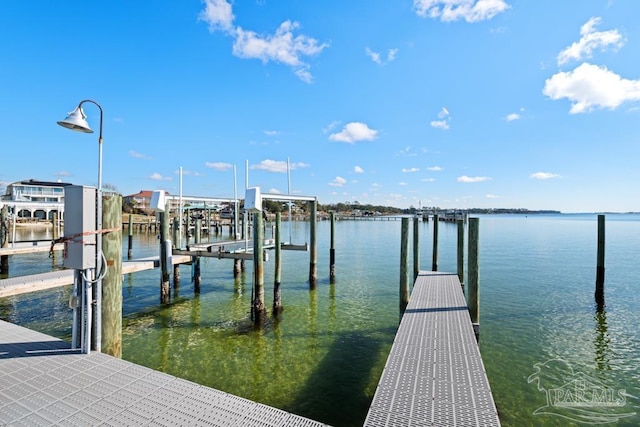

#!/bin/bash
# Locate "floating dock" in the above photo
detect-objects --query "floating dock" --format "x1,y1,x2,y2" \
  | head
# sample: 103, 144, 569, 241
365, 271, 500, 426
0, 320, 326, 426
0, 270, 500, 425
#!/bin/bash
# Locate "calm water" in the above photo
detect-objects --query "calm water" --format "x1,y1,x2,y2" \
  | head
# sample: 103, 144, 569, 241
2, 214, 640, 426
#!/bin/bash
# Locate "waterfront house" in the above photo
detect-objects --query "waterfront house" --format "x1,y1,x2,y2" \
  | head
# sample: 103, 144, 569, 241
0, 179, 70, 221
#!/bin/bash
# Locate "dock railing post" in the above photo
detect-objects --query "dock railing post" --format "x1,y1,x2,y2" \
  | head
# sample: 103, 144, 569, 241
413, 216, 420, 280
595, 214, 605, 310
101, 193, 122, 357
252, 213, 265, 325
274, 211, 282, 314
457, 219, 465, 293
468, 217, 479, 340
309, 200, 318, 289
330, 211, 336, 283
400, 218, 410, 315
432, 214, 439, 271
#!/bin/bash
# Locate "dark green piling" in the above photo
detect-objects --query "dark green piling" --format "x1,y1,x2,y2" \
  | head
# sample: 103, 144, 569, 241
413, 216, 420, 280
457, 219, 465, 293
595, 214, 605, 310
400, 218, 410, 315
432, 214, 439, 271
273, 211, 282, 314
330, 211, 336, 283
468, 217, 479, 340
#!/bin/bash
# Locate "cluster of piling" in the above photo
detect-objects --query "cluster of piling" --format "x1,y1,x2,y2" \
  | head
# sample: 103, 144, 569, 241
400, 216, 480, 336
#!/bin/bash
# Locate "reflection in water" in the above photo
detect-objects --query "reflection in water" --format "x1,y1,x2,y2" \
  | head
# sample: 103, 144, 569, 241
594, 309, 611, 371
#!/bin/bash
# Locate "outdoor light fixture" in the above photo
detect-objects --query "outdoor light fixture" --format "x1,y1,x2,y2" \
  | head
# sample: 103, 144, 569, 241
58, 99, 104, 352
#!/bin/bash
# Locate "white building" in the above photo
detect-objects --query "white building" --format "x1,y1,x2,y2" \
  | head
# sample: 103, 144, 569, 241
1, 179, 70, 220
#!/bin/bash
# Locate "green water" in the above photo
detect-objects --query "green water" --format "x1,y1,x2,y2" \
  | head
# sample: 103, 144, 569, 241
2, 215, 640, 426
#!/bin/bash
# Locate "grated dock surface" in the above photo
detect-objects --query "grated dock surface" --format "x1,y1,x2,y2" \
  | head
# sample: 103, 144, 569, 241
364, 271, 500, 426
0, 320, 327, 426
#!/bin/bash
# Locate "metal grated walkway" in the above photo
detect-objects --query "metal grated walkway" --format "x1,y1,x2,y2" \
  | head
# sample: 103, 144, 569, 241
0, 320, 327, 426
364, 271, 500, 426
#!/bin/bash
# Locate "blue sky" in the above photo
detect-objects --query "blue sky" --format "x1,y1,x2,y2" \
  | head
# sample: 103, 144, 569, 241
1, 0, 639, 213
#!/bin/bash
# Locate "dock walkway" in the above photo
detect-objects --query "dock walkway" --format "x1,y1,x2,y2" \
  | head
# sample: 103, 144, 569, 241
0, 256, 192, 298
364, 271, 500, 426
0, 319, 326, 426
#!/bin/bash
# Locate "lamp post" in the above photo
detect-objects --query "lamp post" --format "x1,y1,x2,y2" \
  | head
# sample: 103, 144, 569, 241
58, 99, 103, 352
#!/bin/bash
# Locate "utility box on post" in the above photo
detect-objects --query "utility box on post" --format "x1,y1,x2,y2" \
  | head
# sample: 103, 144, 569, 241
64, 185, 97, 270
245, 187, 262, 213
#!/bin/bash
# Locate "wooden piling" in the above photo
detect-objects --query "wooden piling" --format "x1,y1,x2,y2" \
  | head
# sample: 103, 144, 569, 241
413, 216, 420, 280
432, 214, 439, 271
159, 202, 171, 304
330, 212, 336, 283
127, 214, 133, 259
309, 200, 318, 288
172, 217, 181, 287
595, 214, 605, 309
468, 217, 479, 338
101, 194, 122, 357
193, 218, 202, 293
252, 213, 266, 325
457, 219, 465, 292
400, 218, 410, 314
1, 205, 9, 274
273, 211, 282, 314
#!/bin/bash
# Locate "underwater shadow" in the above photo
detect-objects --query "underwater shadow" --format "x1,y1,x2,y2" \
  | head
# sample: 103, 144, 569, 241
286, 329, 387, 427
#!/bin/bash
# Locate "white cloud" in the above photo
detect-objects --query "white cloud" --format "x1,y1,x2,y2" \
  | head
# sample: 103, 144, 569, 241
398, 182, 408, 186
402, 167, 420, 173
557, 17, 624, 66
233, 21, 329, 83
205, 162, 233, 171
365, 47, 399, 65
199, 0, 235, 33
486, 194, 502, 199
268, 188, 282, 194
129, 150, 151, 159
430, 120, 450, 130
149, 173, 173, 181
421, 178, 436, 182
199, 1, 328, 83
457, 175, 491, 183
323, 120, 341, 134
543, 63, 640, 113
414, 0, 510, 23
530, 172, 561, 180
354, 166, 364, 173
427, 166, 443, 171
329, 176, 347, 187
505, 113, 520, 121
251, 159, 310, 173
329, 122, 378, 143
431, 107, 451, 129
177, 169, 204, 177
264, 130, 279, 136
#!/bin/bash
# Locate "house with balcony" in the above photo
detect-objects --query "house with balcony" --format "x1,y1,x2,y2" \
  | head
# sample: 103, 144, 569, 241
1, 179, 71, 220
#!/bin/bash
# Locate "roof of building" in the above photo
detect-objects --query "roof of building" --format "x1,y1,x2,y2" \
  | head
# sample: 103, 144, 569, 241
12, 179, 74, 187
